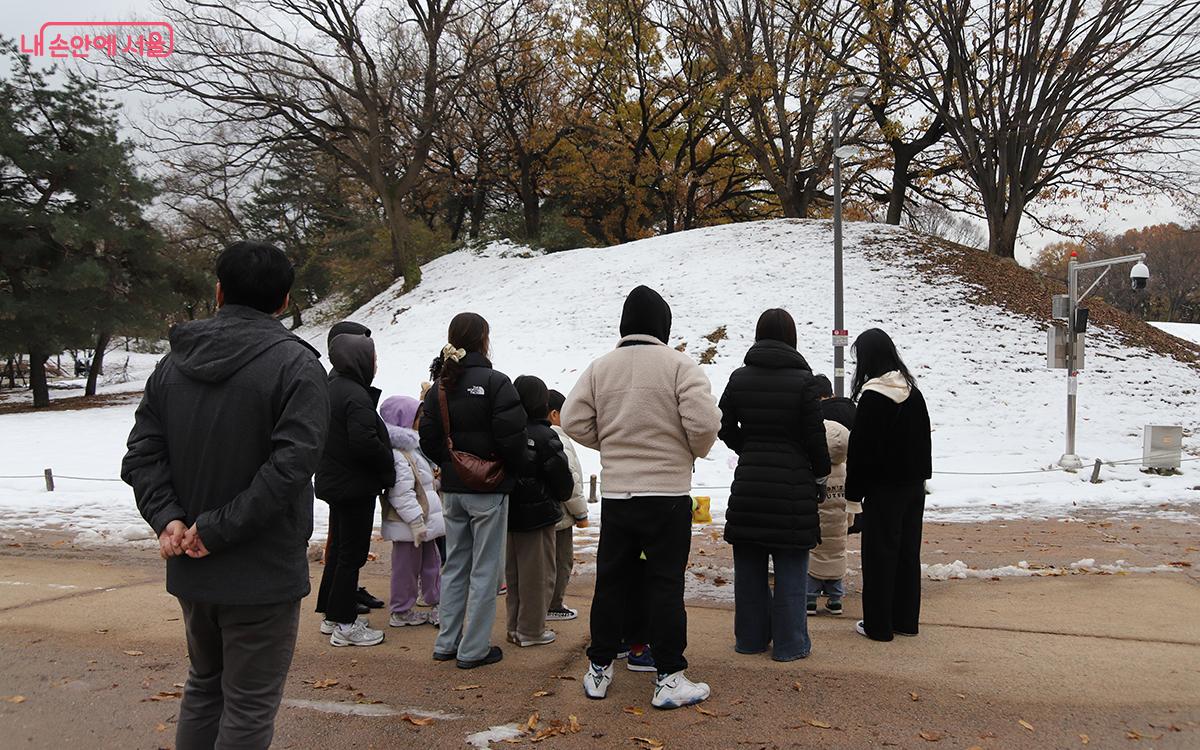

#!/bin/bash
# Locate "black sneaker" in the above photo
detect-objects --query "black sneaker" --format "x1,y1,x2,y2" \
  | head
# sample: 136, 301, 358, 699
824, 599, 843, 616
806, 597, 818, 616
432, 650, 457, 662
457, 645, 503, 669
355, 602, 370, 615
357, 587, 385, 609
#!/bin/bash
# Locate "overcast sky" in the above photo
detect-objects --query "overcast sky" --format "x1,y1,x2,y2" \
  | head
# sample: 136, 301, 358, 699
0, 1, 1191, 264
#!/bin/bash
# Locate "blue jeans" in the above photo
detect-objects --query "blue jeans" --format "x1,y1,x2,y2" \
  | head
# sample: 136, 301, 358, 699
807, 575, 845, 600
434, 492, 508, 662
732, 544, 810, 661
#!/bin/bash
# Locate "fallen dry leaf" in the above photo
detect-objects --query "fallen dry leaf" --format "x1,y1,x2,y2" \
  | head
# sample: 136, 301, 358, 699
1019, 719, 1035, 732
569, 715, 581, 733
4, 695, 27, 704
1126, 730, 1142, 740
967, 746, 984, 750
623, 706, 645, 716
631, 738, 664, 749
155, 723, 168, 733
526, 711, 540, 731
310, 679, 339, 689
793, 682, 802, 692
910, 692, 920, 702
532, 690, 551, 698
453, 684, 482, 691
919, 730, 944, 741
556, 675, 577, 681
1080, 734, 1090, 744
146, 690, 183, 702
805, 719, 832, 729
695, 706, 718, 717
123, 650, 144, 656
401, 714, 435, 727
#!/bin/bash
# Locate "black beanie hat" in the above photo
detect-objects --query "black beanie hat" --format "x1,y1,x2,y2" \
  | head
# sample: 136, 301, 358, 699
619, 285, 672, 345
327, 320, 371, 347
514, 375, 550, 420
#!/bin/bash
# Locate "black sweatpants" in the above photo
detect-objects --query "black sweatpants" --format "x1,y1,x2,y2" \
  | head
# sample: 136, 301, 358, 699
588, 496, 692, 675
315, 498, 376, 624
177, 598, 301, 750
860, 482, 925, 641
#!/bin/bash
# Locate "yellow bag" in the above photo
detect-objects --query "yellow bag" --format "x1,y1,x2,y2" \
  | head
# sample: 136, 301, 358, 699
691, 496, 712, 524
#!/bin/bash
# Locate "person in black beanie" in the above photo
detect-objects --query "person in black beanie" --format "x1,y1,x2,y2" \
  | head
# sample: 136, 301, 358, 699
321, 320, 386, 612
314, 333, 396, 646
564, 285, 721, 710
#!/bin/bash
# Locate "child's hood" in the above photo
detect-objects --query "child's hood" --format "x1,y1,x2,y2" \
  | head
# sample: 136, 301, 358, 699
824, 419, 850, 464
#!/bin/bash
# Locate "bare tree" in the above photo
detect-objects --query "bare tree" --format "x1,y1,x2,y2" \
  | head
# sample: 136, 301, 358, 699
666, 0, 869, 218
894, 0, 1200, 259
107, 0, 500, 287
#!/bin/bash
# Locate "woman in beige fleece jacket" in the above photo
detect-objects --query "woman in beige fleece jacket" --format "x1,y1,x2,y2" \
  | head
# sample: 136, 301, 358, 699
563, 285, 721, 710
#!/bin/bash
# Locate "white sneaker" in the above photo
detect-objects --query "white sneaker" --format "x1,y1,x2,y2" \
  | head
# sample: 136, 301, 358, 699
320, 616, 365, 635
389, 610, 428, 627
330, 619, 384, 647
855, 620, 869, 638
515, 630, 557, 647
651, 671, 710, 709
427, 607, 440, 627
583, 661, 614, 699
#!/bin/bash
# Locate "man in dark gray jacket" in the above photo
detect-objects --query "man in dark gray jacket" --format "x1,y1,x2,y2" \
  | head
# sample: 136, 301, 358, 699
122, 241, 330, 750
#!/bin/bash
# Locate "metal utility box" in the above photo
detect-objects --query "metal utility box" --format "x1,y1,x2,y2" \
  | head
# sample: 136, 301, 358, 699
1047, 326, 1085, 370
1052, 294, 1070, 320
1143, 425, 1183, 470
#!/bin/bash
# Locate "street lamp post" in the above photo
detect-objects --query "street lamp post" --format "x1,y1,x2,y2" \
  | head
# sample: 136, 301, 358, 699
832, 86, 870, 397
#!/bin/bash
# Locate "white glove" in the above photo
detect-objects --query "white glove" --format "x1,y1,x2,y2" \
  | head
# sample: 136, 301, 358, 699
408, 520, 428, 547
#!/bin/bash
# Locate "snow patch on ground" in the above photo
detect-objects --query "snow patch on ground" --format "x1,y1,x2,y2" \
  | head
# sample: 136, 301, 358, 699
465, 724, 526, 748
922, 558, 1181, 581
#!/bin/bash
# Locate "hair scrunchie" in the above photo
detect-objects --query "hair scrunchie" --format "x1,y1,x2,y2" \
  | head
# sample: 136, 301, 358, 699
441, 343, 467, 363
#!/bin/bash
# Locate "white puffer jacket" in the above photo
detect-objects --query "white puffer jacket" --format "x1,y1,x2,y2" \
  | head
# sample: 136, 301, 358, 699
381, 425, 445, 543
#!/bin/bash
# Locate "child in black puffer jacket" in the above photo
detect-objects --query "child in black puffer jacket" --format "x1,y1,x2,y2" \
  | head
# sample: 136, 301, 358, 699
506, 375, 574, 648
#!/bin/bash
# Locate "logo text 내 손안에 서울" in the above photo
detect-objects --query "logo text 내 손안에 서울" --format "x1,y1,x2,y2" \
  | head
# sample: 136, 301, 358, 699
20, 21, 174, 59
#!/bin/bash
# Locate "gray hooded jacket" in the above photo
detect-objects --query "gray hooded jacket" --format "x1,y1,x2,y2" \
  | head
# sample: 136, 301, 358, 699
121, 304, 330, 605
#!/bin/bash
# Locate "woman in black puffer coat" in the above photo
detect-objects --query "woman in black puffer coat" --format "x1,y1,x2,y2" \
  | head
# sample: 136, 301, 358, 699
718, 309, 831, 661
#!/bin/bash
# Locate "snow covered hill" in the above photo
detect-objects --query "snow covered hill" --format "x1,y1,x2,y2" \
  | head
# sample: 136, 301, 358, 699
2, 219, 1198, 546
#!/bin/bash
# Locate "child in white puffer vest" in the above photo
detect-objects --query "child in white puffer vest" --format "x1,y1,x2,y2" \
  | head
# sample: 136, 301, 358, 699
380, 395, 445, 627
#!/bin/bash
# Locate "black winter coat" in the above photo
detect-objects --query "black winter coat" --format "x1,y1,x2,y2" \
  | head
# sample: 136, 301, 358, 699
509, 420, 572, 532
314, 373, 396, 504
844, 386, 932, 503
718, 341, 832, 549
122, 305, 330, 606
419, 352, 527, 494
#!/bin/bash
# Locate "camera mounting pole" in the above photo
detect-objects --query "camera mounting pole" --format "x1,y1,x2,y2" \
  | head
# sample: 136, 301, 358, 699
1058, 252, 1147, 470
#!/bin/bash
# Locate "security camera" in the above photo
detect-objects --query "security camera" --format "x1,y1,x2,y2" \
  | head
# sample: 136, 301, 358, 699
1130, 261, 1150, 290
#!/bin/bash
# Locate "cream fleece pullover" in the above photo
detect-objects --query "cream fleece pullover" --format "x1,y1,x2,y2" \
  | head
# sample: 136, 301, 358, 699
562, 334, 721, 496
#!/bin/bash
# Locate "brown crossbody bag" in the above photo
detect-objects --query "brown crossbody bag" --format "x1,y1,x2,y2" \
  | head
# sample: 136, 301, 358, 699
437, 381, 506, 491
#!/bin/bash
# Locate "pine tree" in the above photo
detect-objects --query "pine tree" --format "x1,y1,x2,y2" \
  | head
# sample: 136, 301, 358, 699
0, 39, 175, 406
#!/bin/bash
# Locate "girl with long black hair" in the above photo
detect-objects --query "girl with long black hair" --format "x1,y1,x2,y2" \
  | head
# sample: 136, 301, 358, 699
845, 328, 932, 642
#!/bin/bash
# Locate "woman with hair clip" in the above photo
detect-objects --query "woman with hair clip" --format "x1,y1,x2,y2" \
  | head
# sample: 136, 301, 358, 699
419, 313, 527, 669
844, 328, 932, 642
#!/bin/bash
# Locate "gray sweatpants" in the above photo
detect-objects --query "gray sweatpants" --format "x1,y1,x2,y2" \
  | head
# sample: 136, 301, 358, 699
176, 598, 300, 750
435, 492, 508, 662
